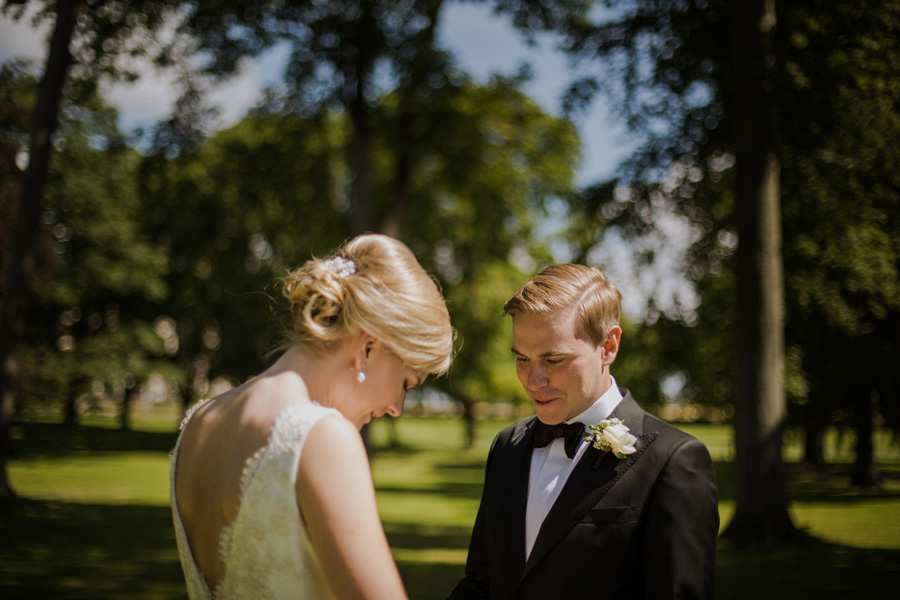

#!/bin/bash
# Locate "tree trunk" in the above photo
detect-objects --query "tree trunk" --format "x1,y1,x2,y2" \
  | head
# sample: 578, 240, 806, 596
120, 388, 136, 431
723, 0, 800, 545
378, 0, 444, 238
850, 390, 882, 487
62, 377, 84, 426
463, 398, 476, 449
179, 383, 192, 417
0, 0, 84, 499
345, 1, 377, 239
452, 391, 477, 449
378, 108, 412, 238
802, 395, 831, 466
802, 417, 825, 466
348, 97, 375, 237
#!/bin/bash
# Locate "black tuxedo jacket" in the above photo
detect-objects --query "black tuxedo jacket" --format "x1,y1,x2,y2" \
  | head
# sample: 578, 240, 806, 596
448, 389, 718, 600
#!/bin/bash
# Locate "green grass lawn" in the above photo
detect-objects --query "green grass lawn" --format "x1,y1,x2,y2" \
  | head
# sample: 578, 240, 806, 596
2, 412, 899, 599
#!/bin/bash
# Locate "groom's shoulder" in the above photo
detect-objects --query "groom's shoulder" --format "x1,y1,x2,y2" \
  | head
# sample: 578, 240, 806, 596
492, 415, 537, 446
642, 410, 711, 458
621, 389, 698, 447
644, 410, 692, 438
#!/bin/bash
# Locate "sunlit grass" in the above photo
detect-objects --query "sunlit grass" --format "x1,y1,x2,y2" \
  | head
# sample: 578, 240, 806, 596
3, 412, 899, 599
10, 453, 171, 506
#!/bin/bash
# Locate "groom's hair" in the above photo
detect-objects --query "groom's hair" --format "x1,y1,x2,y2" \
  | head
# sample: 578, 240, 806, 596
503, 264, 621, 347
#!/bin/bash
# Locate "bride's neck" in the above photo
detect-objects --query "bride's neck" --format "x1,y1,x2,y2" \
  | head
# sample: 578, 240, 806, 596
265, 342, 350, 407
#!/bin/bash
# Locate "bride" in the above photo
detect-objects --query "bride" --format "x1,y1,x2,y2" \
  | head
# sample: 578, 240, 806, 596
170, 234, 454, 599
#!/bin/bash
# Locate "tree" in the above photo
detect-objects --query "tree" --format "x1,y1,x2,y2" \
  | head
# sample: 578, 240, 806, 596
138, 110, 348, 408
20, 86, 173, 430
178, 0, 453, 236
2, 59, 176, 435
533, 0, 796, 543
1, 0, 185, 495
0, 0, 85, 498
778, 1, 900, 483
393, 75, 581, 444
725, 0, 797, 544
553, 0, 900, 526
137, 74, 581, 443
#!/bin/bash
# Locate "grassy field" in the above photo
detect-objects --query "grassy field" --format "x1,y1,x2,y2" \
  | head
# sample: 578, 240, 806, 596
2, 411, 899, 599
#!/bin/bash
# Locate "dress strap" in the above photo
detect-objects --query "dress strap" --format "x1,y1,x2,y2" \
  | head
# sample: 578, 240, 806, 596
179, 398, 212, 431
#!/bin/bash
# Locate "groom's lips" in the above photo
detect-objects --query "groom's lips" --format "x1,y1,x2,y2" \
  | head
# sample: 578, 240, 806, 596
531, 396, 559, 405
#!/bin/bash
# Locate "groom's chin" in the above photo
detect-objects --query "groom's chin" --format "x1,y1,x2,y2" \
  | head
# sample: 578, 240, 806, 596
532, 400, 564, 425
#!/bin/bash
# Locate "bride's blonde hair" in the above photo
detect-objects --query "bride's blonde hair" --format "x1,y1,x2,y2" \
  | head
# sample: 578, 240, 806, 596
283, 234, 453, 375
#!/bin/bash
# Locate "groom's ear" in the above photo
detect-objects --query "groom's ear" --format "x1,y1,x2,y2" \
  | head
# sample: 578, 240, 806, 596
600, 326, 622, 366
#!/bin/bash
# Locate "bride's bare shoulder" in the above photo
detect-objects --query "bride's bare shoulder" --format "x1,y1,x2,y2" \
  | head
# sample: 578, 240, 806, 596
306, 412, 361, 453
297, 414, 366, 481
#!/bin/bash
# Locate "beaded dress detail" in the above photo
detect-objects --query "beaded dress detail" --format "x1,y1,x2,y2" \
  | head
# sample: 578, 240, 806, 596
170, 401, 339, 599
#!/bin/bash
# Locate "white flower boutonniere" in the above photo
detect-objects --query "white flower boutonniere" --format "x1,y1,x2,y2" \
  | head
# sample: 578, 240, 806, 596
584, 418, 637, 459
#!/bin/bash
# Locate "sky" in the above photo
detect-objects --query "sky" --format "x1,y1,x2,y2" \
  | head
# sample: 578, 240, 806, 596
0, 2, 697, 322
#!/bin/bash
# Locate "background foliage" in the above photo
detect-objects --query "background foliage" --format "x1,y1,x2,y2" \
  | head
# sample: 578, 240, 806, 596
2, 0, 899, 572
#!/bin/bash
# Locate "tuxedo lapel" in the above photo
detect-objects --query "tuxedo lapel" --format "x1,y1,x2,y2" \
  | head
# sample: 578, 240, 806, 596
521, 391, 657, 578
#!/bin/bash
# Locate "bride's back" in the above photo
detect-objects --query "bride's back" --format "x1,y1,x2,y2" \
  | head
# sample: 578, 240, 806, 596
173, 372, 310, 590
169, 234, 454, 599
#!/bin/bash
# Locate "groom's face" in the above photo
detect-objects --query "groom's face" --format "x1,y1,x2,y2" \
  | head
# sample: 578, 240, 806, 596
511, 307, 609, 425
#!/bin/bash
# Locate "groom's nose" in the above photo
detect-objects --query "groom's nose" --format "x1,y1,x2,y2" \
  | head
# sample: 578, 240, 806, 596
524, 364, 548, 390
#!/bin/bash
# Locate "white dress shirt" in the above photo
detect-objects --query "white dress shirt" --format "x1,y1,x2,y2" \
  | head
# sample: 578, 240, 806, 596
524, 377, 623, 559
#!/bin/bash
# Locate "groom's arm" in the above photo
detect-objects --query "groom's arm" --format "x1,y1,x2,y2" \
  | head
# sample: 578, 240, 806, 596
643, 435, 719, 599
446, 494, 491, 599
447, 438, 500, 600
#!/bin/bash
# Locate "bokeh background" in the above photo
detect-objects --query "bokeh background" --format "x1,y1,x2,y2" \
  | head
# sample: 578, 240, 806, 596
2, 1, 899, 598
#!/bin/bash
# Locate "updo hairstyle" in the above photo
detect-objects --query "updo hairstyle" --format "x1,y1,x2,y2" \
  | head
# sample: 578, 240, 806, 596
283, 234, 453, 376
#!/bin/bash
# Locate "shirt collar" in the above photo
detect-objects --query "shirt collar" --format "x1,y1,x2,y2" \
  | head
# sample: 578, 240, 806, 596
565, 375, 622, 426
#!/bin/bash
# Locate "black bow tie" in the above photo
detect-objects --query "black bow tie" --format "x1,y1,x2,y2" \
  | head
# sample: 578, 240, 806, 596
533, 421, 585, 459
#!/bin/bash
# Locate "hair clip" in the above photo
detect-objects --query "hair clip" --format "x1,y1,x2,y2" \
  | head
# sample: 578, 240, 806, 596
323, 256, 357, 278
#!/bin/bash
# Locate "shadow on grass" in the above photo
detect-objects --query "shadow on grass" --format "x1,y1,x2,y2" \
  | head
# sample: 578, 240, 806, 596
4, 495, 897, 600
376, 481, 485, 499
432, 458, 491, 472
713, 460, 900, 504
6, 420, 899, 599
785, 463, 900, 502
0, 497, 185, 600
387, 519, 900, 600
384, 522, 470, 600
10, 421, 179, 459
712, 460, 900, 597
716, 536, 900, 599
383, 521, 473, 550
398, 561, 464, 600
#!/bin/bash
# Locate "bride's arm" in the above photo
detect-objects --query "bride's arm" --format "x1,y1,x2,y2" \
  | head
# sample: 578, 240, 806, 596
296, 413, 409, 600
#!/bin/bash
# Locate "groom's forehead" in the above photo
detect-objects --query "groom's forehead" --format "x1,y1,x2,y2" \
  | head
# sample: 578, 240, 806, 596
512, 308, 583, 339
511, 313, 595, 357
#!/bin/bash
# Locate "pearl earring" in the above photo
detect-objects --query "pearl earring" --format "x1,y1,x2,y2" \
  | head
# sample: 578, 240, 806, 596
357, 370, 366, 383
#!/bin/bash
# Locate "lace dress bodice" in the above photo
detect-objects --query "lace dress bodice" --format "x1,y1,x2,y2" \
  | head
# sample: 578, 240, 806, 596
170, 401, 339, 599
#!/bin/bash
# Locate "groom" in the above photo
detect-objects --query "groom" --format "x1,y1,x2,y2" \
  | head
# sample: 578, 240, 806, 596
448, 264, 718, 599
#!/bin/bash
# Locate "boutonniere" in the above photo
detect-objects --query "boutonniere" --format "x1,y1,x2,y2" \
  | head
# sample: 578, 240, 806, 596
584, 418, 637, 459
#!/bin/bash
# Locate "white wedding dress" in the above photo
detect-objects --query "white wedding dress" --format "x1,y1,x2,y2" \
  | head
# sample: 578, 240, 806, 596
170, 401, 339, 599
